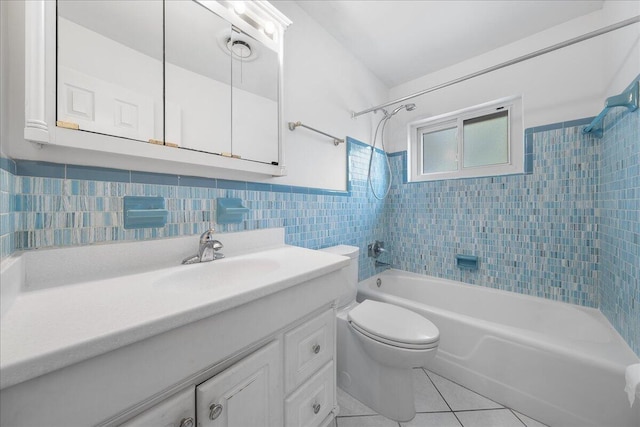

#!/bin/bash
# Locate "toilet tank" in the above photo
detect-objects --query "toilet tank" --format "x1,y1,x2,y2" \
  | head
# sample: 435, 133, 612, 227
320, 245, 359, 308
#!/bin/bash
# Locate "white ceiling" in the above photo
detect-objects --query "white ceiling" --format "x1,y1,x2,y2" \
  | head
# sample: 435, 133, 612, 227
295, 0, 605, 87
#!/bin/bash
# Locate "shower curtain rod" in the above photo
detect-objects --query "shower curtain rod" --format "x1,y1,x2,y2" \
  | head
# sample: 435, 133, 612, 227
351, 15, 640, 118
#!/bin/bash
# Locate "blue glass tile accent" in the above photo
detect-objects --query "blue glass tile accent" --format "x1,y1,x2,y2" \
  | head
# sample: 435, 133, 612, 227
290, 186, 309, 194
67, 165, 129, 182
179, 175, 216, 188
524, 154, 533, 174
0, 157, 16, 174
247, 182, 272, 192
563, 117, 595, 128
131, 171, 179, 186
533, 122, 563, 133
16, 160, 65, 179
217, 179, 246, 190
271, 184, 291, 193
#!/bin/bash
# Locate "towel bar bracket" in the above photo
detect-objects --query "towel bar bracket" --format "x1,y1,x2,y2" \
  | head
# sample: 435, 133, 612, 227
583, 80, 639, 137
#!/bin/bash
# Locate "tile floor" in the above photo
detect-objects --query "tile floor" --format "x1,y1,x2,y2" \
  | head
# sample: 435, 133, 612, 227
335, 369, 548, 427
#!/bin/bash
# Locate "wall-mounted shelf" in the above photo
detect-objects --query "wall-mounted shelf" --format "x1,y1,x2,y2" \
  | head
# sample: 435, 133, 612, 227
123, 196, 168, 229
217, 198, 250, 224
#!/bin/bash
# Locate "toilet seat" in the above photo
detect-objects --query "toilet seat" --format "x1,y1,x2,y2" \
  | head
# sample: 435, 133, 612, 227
348, 300, 440, 350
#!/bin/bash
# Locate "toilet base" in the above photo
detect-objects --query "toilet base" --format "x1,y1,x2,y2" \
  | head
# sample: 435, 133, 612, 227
336, 309, 437, 422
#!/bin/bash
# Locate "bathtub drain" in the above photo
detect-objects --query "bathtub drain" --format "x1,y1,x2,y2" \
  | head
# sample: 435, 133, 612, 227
376, 278, 382, 287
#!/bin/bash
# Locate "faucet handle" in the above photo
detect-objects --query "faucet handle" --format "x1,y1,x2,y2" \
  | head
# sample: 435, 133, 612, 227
200, 228, 216, 243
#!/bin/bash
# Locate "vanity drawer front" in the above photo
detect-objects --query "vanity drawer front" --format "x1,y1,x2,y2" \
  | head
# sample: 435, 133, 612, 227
284, 361, 335, 427
119, 387, 195, 427
284, 308, 334, 393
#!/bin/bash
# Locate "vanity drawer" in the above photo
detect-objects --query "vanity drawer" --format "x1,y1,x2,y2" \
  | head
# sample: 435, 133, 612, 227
284, 361, 335, 427
284, 308, 334, 393
119, 387, 195, 427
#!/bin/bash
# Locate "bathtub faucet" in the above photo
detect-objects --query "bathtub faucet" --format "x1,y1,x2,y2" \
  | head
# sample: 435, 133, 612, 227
375, 260, 392, 270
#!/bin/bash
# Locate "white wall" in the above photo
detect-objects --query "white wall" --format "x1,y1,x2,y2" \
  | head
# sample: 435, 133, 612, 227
384, 1, 639, 153
271, 1, 387, 189
2, 1, 387, 191
0, 0, 7, 157
602, 1, 640, 95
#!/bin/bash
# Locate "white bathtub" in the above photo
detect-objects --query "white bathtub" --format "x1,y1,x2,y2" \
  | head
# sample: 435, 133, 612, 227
357, 270, 640, 427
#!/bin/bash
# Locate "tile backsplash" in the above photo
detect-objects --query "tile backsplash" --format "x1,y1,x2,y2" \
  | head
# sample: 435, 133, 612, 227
1, 107, 638, 355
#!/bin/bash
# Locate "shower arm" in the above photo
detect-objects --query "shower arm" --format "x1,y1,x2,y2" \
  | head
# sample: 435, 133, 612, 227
351, 16, 640, 118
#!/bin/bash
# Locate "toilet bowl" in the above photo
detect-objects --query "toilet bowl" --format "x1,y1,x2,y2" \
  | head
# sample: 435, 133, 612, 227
320, 245, 440, 422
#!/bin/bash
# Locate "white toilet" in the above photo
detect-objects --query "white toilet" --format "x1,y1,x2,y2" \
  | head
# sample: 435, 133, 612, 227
320, 245, 440, 422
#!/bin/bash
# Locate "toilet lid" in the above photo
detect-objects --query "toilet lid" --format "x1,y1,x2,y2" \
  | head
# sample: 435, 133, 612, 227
348, 300, 440, 348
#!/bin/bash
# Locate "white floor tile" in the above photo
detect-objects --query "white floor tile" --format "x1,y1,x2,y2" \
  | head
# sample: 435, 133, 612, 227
512, 410, 548, 427
455, 409, 524, 427
426, 372, 503, 411
337, 387, 378, 416
336, 415, 400, 427
413, 369, 450, 413
400, 412, 462, 427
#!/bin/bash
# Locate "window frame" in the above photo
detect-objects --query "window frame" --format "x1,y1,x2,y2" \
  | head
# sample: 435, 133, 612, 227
408, 95, 523, 182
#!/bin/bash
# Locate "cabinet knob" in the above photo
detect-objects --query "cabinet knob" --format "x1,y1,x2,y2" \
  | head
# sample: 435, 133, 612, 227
209, 403, 223, 420
312, 344, 321, 354
312, 403, 321, 414
179, 417, 194, 427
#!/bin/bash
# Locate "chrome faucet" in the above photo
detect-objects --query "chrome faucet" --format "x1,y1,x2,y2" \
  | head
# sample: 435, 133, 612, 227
182, 228, 224, 264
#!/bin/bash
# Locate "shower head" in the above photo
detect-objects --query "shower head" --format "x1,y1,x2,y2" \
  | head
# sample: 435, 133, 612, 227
386, 103, 417, 117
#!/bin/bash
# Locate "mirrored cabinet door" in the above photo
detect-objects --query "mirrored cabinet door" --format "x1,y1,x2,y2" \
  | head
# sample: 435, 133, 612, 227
165, 0, 232, 154
230, 29, 280, 164
57, 0, 164, 143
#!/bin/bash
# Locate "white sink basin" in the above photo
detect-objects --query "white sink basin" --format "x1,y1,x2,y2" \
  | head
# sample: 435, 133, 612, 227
154, 258, 281, 292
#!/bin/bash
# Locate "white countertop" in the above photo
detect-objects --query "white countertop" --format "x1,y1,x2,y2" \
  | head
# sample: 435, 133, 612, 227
0, 244, 349, 390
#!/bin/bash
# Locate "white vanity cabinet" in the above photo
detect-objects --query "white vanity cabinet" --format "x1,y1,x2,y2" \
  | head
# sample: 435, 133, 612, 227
115, 308, 337, 427
0, 233, 348, 427
196, 341, 282, 427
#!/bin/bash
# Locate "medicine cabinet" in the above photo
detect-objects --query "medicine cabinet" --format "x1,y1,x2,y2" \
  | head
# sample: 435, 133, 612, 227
25, 0, 290, 176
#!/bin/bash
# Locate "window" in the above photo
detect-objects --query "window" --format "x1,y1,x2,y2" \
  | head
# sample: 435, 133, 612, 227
408, 96, 523, 182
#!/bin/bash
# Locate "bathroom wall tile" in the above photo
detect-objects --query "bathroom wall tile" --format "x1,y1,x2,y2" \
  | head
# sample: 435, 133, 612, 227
384, 121, 600, 307
16, 160, 65, 179
66, 165, 130, 183
131, 171, 179, 186
179, 175, 216, 188
598, 106, 640, 355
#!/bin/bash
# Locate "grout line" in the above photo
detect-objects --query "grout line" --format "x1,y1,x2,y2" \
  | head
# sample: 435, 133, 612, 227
421, 368, 463, 426
510, 408, 529, 427
424, 369, 504, 408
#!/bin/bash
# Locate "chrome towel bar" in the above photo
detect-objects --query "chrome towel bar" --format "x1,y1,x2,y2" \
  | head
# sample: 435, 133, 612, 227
287, 121, 345, 146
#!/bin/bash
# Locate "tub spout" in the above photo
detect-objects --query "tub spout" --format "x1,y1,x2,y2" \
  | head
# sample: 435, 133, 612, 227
375, 260, 392, 269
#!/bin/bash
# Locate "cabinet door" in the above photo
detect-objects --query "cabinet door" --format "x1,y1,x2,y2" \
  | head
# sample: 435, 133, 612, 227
119, 387, 195, 427
196, 341, 282, 427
